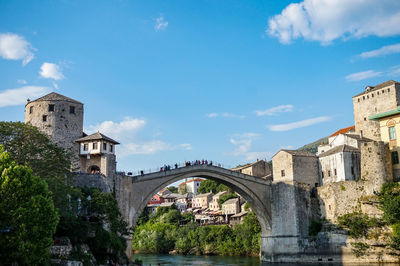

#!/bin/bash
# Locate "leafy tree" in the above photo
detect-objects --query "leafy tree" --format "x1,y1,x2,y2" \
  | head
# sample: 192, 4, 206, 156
338, 212, 380, 238
218, 192, 238, 208
198, 179, 229, 194
0, 146, 59, 265
0, 122, 72, 214
379, 182, 400, 224
167, 186, 178, 193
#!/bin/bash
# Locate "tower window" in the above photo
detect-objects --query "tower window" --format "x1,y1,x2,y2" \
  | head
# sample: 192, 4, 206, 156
110, 144, 113, 152
103, 142, 107, 151
29, 106, 33, 114
392, 151, 399, 165
334, 169, 337, 176
281, 170, 285, 177
93, 142, 98, 149
83, 144, 88, 151
42, 115, 47, 122
48, 104, 55, 112
70, 106, 75, 114
328, 170, 331, 177
389, 126, 396, 140
322, 171, 324, 178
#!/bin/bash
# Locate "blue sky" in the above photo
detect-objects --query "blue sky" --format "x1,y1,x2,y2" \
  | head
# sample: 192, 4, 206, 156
0, 0, 400, 173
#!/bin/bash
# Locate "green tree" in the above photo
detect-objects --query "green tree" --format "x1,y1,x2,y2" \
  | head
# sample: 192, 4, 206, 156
0, 122, 72, 214
0, 146, 59, 265
198, 179, 229, 194
167, 186, 178, 193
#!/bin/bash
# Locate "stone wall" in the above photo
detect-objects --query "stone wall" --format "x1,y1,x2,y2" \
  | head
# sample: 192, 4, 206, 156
70, 173, 112, 193
293, 155, 319, 186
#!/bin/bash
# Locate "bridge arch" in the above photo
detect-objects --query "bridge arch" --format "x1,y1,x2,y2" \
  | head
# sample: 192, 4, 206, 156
124, 165, 272, 235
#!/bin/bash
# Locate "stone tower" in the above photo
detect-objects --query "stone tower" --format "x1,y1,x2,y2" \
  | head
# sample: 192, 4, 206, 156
75, 132, 119, 177
352, 80, 400, 141
24, 92, 84, 170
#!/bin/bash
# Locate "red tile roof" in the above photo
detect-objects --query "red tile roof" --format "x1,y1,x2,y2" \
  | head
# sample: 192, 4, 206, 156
329, 126, 355, 137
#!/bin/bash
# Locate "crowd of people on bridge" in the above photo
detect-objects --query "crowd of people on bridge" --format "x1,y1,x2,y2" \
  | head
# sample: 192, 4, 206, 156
136, 160, 222, 176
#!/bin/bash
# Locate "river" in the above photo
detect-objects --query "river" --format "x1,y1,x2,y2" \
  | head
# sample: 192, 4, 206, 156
132, 254, 397, 266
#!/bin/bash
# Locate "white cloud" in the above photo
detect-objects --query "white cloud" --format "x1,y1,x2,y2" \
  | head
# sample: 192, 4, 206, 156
228, 133, 271, 161
205, 112, 245, 119
345, 70, 382, 81
360, 43, 400, 58
86, 117, 191, 157
17, 79, 27, 85
268, 116, 332, 131
86, 117, 147, 140
256, 104, 293, 116
179, 144, 192, 150
389, 65, 400, 76
267, 0, 400, 45
39, 62, 65, 80
0, 33, 35, 65
155, 16, 168, 31
0, 86, 51, 108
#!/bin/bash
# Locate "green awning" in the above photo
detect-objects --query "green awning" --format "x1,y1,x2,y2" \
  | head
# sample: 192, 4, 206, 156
369, 106, 400, 121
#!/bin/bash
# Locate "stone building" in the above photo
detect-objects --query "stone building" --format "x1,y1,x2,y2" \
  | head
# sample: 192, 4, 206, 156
75, 132, 119, 177
221, 197, 240, 215
272, 150, 319, 187
352, 80, 400, 141
209, 191, 227, 211
25, 92, 84, 170
231, 159, 272, 179
192, 192, 213, 209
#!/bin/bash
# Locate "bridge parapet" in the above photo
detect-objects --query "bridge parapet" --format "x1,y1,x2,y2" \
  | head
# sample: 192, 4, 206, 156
130, 164, 271, 185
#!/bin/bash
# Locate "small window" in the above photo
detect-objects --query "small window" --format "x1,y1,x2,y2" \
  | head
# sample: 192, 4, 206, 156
93, 142, 98, 149
328, 170, 331, 177
388, 88, 390, 92
372, 93, 374, 97
389, 126, 396, 140
367, 95, 369, 99
358, 98, 360, 102
377, 91, 380, 95
29, 106, 33, 114
382, 90, 385, 93
83, 144, 88, 151
363, 96, 365, 100
392, 151, 399, 165
351, 167, 354, 175
103, 142, 107, 151
334, 169, 337, 176
42, 115, 47, 122
70, 106, 75, 114
322, 172, 324, 178
48, 104, 55, 112
110, 144, 113, 152
281, 170, 285, 177
364, 117, 367, 121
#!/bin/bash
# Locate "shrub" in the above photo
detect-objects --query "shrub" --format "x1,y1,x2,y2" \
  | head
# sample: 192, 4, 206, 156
309, 219, 323, 236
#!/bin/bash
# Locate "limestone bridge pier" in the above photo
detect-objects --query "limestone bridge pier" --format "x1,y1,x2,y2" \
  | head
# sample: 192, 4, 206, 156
113, 163, 324, 263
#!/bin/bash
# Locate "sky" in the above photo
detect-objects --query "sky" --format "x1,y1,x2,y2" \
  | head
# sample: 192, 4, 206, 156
0, 0, 400, 174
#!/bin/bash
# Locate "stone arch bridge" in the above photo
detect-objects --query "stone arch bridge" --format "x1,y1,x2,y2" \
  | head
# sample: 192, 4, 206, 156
113, 164, 316, 262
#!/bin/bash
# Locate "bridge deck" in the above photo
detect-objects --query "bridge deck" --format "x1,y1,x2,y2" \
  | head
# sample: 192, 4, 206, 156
129, 164, 271, 185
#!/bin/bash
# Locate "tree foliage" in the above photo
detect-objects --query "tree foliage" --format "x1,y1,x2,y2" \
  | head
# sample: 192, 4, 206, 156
197, 179, 229, 194
0, 122, 72, 214
132, 207, 261, 256
338, 212, 380, 238
0, 146, 59, 265
167, 186, 178, 193
55, 188, 130, 264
